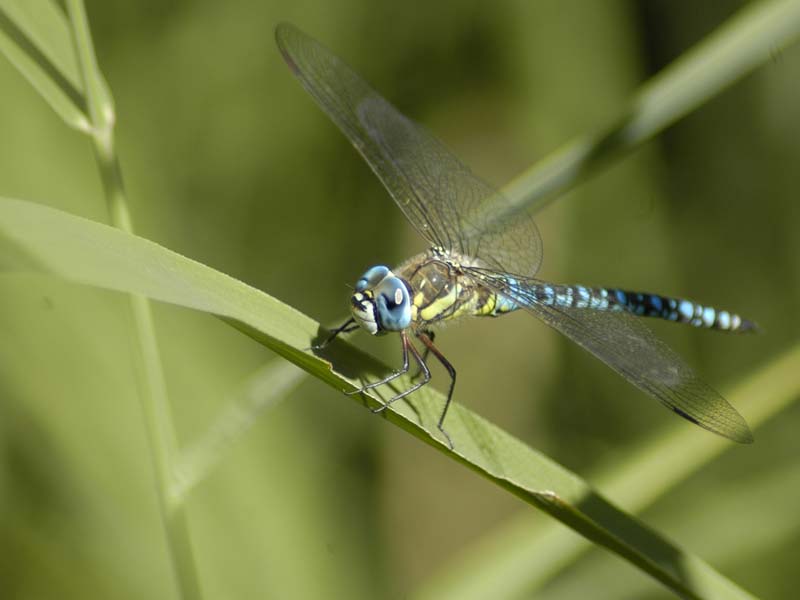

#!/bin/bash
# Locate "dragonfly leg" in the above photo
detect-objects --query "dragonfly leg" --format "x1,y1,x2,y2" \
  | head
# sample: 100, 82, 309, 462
346, 330, 411, 398
313, 317, 359, 350
410, 330, 435, 381
417, 331, 455, 449
371, 334, 432, 413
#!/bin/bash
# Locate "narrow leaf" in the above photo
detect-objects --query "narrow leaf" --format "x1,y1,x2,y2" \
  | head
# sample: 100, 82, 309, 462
503, 0, 800, 215
0, 195, 757, 599
0, 0, 89, 131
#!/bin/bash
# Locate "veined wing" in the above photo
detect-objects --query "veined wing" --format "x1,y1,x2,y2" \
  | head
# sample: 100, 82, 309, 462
470, 269, 753, 443
275, 23, 543, 278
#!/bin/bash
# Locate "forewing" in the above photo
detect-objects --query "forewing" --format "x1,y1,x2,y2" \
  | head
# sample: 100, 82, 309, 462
472, 271, 753, 443
275, 23, 543, 277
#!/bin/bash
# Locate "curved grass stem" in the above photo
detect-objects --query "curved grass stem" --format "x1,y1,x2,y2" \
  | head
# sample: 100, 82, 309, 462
64, 2, 203, 598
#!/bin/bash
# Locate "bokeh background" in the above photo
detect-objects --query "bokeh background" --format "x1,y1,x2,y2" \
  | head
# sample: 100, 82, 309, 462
1, 1, 799, 598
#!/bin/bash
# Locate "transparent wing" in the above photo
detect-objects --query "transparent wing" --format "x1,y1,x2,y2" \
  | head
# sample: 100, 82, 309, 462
275, 23, 543, 278
470, 270, 753, 443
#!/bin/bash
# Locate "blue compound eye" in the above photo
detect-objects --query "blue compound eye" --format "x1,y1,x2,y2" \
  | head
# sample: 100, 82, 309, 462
354, 265, 390, 292
374, 276, 411, 331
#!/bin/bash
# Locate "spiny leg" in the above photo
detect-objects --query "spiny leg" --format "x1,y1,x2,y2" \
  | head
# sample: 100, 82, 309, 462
417, 331, 456, 449
346, 329, 411, 397
346, 331, 432, 412
313, 317, 359, 350
371, 335, 432, 413
410, 330, 435, 381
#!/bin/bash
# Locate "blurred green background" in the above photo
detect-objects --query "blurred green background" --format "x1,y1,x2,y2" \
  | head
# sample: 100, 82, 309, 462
1, 0, 799, 598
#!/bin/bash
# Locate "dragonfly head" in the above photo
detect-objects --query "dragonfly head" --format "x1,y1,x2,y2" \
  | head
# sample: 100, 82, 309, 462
351, 265, 411, 335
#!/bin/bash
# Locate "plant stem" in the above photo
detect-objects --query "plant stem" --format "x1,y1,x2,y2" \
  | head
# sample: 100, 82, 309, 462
65, 1, 202, 598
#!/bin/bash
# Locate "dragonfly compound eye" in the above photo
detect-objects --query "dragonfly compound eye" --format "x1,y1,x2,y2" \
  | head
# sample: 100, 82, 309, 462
374, 277, 412, 332
354, 265, 390, 293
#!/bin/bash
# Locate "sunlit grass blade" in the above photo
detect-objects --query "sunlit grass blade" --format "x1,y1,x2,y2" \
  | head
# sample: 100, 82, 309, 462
543, 459, 800, 599
0, 0, 88, 131
0, 195, 761, 599
415, 344, 800, 599
503, 0, 800, 216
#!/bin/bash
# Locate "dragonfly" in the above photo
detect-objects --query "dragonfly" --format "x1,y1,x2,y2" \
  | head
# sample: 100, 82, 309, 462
275, 22, 756, 449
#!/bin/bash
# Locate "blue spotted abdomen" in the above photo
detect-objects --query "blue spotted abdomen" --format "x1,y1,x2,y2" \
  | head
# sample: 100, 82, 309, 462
496, 283, 756, 333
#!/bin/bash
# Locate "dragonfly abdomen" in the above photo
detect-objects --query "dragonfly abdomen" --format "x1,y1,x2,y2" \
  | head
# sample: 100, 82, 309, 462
521, 284, 756, 333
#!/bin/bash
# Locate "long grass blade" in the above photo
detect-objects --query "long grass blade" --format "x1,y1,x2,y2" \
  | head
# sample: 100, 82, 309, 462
0, 195, 772, 600
0, 0, 88, 131
503, 0, 800, 216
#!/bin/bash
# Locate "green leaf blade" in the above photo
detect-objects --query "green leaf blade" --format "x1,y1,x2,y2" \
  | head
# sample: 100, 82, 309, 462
503, 0, 800, 215
0, 0, 89, 131
0, 195, 762, 599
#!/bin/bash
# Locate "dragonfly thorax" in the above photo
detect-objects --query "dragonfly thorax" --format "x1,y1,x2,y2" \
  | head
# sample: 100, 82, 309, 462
350, 265, 412, 335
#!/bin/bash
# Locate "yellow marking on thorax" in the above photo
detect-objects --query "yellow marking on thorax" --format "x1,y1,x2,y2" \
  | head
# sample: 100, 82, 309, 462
418, 285, 459, 322
416, 284, 495, 323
